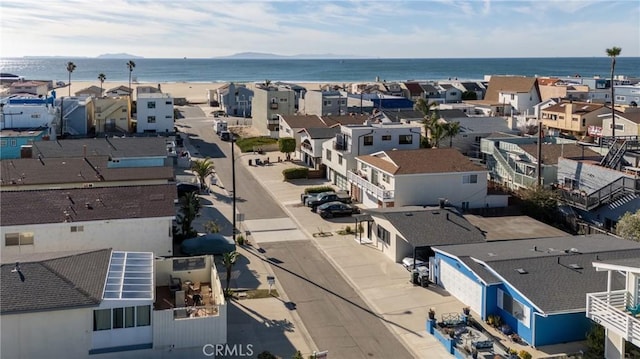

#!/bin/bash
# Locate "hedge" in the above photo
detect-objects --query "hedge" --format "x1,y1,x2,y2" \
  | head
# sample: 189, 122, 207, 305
304, 186, 335, 194
282, 167, 309, 180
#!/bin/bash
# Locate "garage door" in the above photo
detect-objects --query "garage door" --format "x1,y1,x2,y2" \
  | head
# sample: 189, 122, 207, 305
439, 260, 483, 316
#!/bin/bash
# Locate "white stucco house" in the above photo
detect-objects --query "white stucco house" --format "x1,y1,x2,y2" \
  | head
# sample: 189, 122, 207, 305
349, 148, 508, 209
136, 93, 174, 134
0, 184, 177, 260
0, 249, 227, 359
322, 122, 422, 190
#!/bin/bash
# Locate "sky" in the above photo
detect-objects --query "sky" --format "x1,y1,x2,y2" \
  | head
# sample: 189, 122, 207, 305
1, 0, 638, 59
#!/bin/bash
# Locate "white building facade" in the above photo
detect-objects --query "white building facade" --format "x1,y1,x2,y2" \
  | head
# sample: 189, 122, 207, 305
136, 93, 174, 133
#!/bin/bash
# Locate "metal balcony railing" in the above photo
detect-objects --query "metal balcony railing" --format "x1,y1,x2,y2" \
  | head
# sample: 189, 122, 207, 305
347, 170, 394, 200
557, 176, 640, 210
586, 290, 640, 347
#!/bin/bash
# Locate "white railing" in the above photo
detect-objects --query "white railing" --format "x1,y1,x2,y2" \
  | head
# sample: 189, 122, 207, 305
586, 290, 640, 347
347, 170, 394, 200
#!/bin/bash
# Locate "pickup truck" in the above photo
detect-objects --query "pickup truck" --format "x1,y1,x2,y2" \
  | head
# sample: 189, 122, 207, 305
309, 192, 352, 211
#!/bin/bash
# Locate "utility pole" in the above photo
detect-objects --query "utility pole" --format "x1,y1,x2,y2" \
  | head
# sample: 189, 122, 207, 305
231, 136, 237, 242
536, 110, 543, 188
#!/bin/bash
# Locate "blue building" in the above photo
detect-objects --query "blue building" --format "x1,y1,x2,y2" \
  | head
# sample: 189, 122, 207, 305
0, 127, 52, 159
432, 235, 640, 347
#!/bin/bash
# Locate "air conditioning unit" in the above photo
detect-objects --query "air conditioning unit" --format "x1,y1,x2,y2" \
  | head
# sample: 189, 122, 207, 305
83, 183, 94, 188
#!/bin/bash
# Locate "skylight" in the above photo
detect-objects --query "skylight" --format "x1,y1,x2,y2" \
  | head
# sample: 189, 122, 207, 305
515, 268, 528, 274
104, 251, 154, 300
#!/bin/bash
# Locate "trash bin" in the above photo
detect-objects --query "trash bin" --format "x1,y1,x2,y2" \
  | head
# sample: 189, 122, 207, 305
420, 275, 429, 288
411, 269, 420, 285
248, 159, 252, 166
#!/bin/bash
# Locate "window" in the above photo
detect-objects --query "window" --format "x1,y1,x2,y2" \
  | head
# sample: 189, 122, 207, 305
112, 308, 124, 329
337, 154, 343, 165
382, 173, 390, 183
125, 307, 135, 328
280, 98, 287, 102
363, 135, 373, 146
0, 140, 6, 147
323, 100, 331, 107
582, 119, 586, 127
93, 309, 111, 331
510, 94, 515, 100
147, 116, 156, 123
462, 174, 478, 184
381, 135, 391, 141
165, 101, 172, 105
10, 139, 17, 147
497, 289, 530, 327
165, 115, 172, 119
399, 135, 412, 144
376, 225, 390, 245
121, 109, 127, 113
609, 123, 624, 130
147, 102, 156, 109
563, 177, 578, 190
31, 114, 40, 118
136, 305, 151, 326
70, 225, 84, 233
326, 149, 332, 161
5, 232, 33, 246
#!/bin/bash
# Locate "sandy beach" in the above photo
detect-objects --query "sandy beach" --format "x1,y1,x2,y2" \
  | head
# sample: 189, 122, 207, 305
60, 81, 339, 104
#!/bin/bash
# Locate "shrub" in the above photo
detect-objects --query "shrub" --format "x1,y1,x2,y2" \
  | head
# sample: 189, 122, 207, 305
236, 235, 245, 245
519, 350, 532, 359
283, 167, 309, 180
235, 136, 278, 153
304, 186, 335, 194
345, 225, 352, 233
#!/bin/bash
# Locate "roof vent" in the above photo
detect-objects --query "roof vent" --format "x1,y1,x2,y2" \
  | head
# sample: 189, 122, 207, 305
515, 268, 528, 274
568, 264, 583, 270
488, 252, 497, 257
404, 213, 413, 216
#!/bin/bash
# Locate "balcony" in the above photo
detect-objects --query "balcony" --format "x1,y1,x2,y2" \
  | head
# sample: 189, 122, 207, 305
347, 170, 394, 200
270, 102, 278, 109
586, 290, 640, 347
333, 141, 349, 152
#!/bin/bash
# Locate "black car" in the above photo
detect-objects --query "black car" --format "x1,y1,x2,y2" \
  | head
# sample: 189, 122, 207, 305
177, 182, 200, 197
317, 201, 360, 218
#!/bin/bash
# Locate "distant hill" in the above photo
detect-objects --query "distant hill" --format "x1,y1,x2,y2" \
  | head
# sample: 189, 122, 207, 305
96, 53, 144, 59
216, 52, 366, 59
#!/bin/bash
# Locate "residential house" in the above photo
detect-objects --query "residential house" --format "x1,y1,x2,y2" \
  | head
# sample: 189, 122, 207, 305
432, 235, 640, 347
420, 83, 443, 103
75, 85, 104, 98
586, 258, 640, 358
614, 84, 640, 107
0, 156, 174, 191
443, 116, 520, 156
600, 107, 640, 137
349, 148, 507, 209
106, 85, 134, 98
481, 135, 592, 190
215, 83, 253, 117
251, 84, 296, 137
369, 94, 415, 110
299, 127, 340, 169
364, 206, 485, 263
322, 122, 422, 190
438, 84, 462, 103
9, 80, 49, 96
438, 103, 477, 116
0, 184, 176, 259
454, 81, 486, 100
56, 96, 95, 136
0, 127, 54, 160
92, 96, 131, 134
402, 82, 426, 101
136, 85, 162, 96
379, 82, 404, 97
469, 76, 540, 117
538, 80, 589, 102
0, 96, 57, 130
541, 101, 609, 137
136, 93, 174, 134
299, 90, 347, 116
0, 249, 226, 358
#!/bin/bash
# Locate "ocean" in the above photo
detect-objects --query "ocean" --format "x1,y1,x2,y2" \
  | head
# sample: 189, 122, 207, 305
1, 57, 639, 84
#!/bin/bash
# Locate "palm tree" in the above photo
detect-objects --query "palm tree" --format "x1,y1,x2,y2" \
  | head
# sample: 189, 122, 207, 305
190, 158, 215, 189
222, 251, 239, 295
177, 192, 201, 237
430, 122, 447, 148
415, 98, 440, 146
126, 60, 136, 96
444, 121, 461, 148
66, 61, 76, 96
606, 46, 622, 138
97, 73, 106, 95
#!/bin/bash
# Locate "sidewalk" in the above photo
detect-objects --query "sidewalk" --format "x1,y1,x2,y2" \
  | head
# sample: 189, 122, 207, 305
180, 139, 316, 359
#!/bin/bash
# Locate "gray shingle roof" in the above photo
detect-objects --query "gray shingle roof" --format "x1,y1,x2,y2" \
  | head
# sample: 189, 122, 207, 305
1, 184, 177, 226
32, 137, 168, 158
368, 207, 486, 247
0, 156, 174, 186
303, 127, 341, 139
1, 249, 111, 313
434, 235, 640, 313
439, 110, 468, 119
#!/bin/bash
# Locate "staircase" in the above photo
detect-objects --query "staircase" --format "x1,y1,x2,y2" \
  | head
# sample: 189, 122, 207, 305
558, 176, 640, 210
599, 136, 640, 170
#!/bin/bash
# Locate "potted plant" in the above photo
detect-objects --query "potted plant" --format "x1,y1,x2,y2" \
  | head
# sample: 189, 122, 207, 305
472, 349, 478, 359
428, 308, 436, 320
462, 306, 471, 315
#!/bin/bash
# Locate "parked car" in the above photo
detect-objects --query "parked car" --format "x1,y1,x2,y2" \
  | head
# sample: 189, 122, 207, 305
180, 233, 236, 256
402, 256, 427, 271
220, 130, 231, 141
303, 191, 335, 206
308, 192, 352, 210
177, 182, 199, 198
317, 201, 360, 218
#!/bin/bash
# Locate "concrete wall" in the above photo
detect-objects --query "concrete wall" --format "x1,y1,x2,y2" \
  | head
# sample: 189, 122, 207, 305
1, 217, 174, 260
0, 129, 51, 159
1, 307, 92, 359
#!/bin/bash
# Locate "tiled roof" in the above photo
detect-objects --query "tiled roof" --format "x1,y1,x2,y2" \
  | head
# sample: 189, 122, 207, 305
358, 148, 486, 175
368, 207, 485, 248
519, 143, 601, 165
434, 235, 640, 313
10, 81, 48, 87
1, 249, 111, 313
0, 184, 177, 226
537, 78, 560, 86
0, 156, 174, 186
403, 82, 425, 96
543, 101, 605, 114
32, 137, 168, 158
420, 84, 439, 93
485, 76, 538, 102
